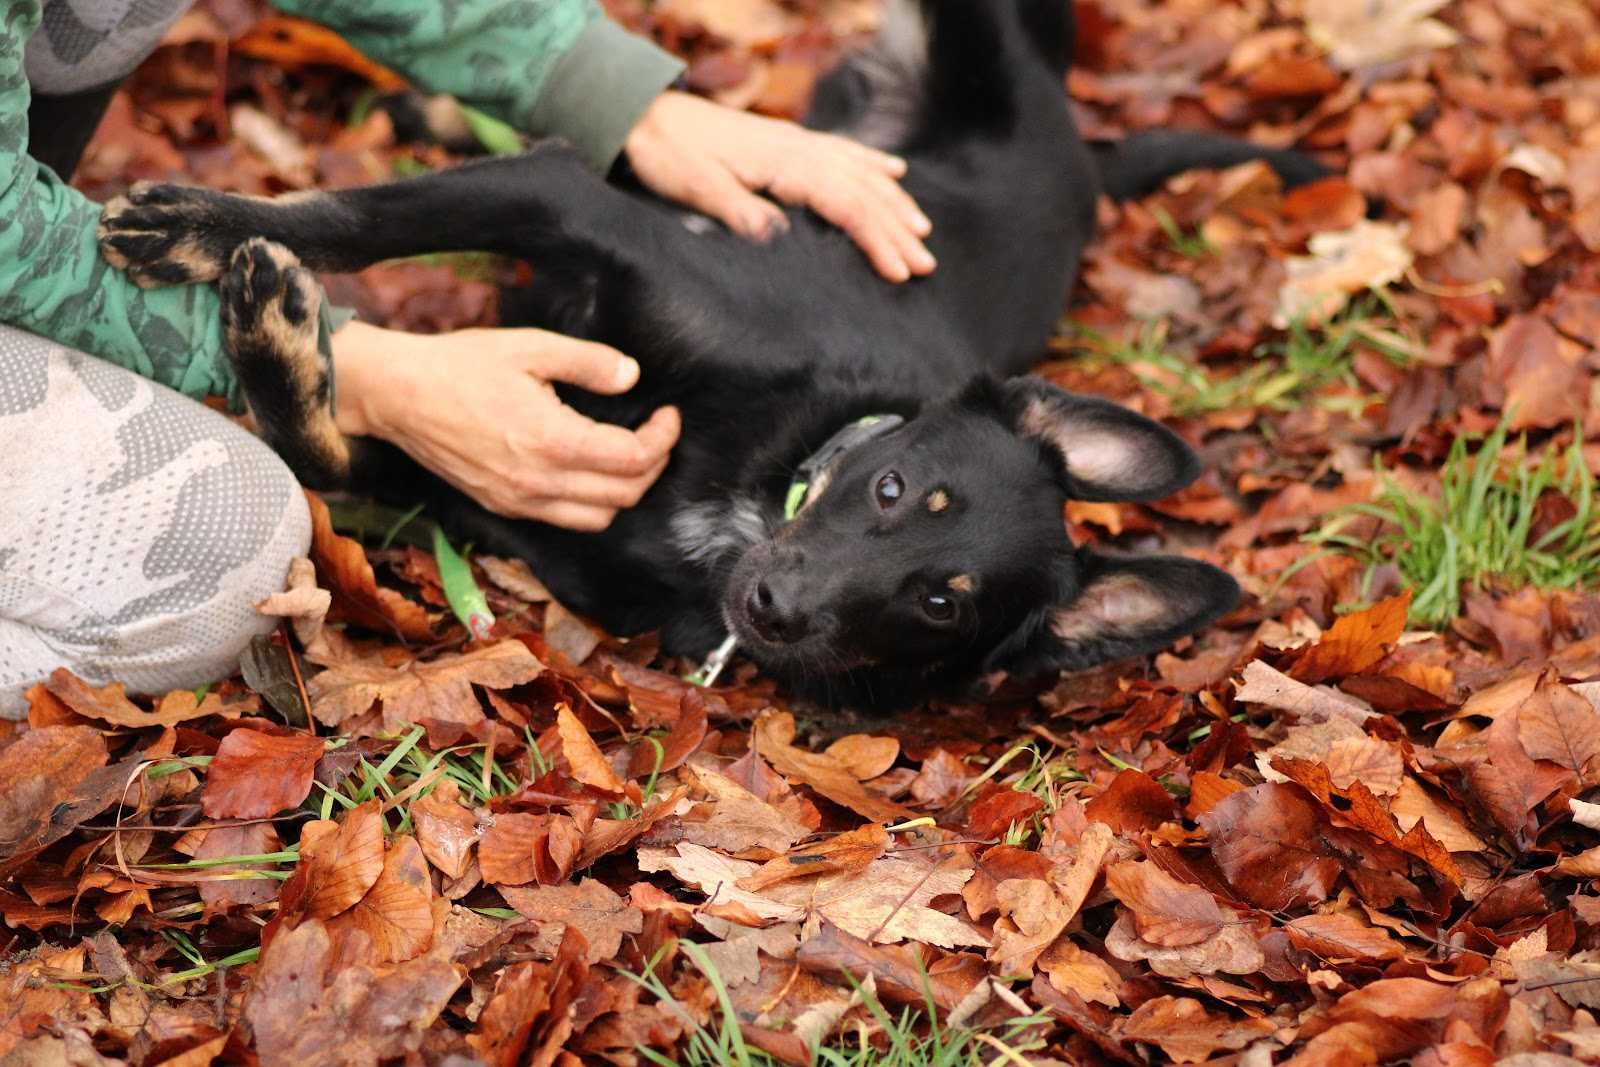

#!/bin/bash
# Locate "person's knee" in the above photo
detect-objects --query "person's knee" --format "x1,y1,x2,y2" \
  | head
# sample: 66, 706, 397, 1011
0, 336, 313, 704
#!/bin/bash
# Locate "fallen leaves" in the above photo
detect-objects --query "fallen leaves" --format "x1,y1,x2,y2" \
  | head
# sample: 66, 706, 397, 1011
499, 878, 643, 964
753, 710, 911, 824
27, 0, 1600, 1061
200, 728, 325, 819
307, 639, 543, 734
244, 919, 461, 1067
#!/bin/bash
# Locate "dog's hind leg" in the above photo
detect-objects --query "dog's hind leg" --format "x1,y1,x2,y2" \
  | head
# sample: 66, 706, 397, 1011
99, 143, 638, 288
1090, 130, 1331, 200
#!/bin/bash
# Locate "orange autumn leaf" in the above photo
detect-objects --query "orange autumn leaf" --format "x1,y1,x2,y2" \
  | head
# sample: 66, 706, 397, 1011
1104, 861, 1225, 948
411, 779, 479, 880
556, 705, 624, 794
1293, 591, 1411, 684
303, 491, 436, 642
737, 823, 889, 892
295, 801, 386, 922
328, 835, 435, 965
200, 729, 325, 819
753, 711, 912, 824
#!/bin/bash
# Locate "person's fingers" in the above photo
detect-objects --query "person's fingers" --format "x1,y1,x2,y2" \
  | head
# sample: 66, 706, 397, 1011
528, 453, 671, 510
678, 159, 787, 240
634, 405, 682, 458
864, 166, 933, 238
538, 403, 680, 477
514, 332, 641, 395
832, 135, 909, 178
523, 500, 622, 532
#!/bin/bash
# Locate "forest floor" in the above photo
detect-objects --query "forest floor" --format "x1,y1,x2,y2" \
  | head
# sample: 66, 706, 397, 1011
6, 0, 1600, 1064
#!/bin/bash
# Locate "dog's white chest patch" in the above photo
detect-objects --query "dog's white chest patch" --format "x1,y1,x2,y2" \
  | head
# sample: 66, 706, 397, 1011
670, 494, 768, 568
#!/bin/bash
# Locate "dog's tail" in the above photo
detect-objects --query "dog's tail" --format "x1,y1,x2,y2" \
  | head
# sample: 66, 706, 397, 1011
1090, 130, 1331, 201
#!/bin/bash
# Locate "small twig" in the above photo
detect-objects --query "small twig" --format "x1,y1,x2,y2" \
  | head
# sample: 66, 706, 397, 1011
278, 621, 315, 736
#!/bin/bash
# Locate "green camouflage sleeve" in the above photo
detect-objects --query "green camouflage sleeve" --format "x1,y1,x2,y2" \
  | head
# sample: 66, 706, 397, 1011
0, 0, 239, 404
273, 0, 684, 171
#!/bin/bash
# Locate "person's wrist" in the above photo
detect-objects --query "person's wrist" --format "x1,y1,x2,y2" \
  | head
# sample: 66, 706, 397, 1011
330, 321, 402, 440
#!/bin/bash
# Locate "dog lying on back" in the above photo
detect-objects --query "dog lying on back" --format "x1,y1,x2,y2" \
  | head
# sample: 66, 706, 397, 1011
99, 0, 1324, 709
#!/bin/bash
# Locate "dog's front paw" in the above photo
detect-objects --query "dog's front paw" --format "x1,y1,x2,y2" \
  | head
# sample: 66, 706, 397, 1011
221, 239, 351, 489
98, 182, 241, 287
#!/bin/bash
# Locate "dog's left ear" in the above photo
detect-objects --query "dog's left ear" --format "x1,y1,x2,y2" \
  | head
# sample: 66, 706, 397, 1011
990, 552, 1240, 679
1001, 377, 1199, 501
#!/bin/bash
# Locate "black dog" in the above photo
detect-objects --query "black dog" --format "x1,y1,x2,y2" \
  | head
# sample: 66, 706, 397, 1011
99, 0, 1323, 709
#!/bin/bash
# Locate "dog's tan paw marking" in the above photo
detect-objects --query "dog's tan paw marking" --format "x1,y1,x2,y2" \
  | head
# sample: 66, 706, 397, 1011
221, 240, 351, 487
97, 182, 234, 287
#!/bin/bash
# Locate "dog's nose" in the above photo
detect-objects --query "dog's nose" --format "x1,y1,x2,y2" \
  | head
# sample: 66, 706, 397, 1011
747, 574, 809, 643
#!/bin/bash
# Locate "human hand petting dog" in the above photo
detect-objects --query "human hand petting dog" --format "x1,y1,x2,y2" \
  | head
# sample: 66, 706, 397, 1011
331, 321, 680, 531
624, 90, 936, 283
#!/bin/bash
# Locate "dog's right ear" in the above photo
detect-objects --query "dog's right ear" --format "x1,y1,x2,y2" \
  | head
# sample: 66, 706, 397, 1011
999, 377, 1200, 502
987, 552, 1240, 680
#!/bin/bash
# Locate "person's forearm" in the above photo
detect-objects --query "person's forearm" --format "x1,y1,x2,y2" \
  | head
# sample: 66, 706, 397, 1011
271, 0, 682, 171
0, 0, 239, 403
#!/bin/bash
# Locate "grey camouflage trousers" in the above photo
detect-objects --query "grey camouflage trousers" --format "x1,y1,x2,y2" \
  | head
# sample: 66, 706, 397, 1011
0, 326, 310, 718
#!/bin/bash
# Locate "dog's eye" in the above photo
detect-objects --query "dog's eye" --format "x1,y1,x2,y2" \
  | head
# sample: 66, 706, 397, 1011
875, 472, 905, 508
921, 593, 955, 622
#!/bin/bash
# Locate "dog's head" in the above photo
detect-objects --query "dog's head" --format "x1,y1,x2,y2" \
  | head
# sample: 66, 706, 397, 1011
722, 375, 1239, 703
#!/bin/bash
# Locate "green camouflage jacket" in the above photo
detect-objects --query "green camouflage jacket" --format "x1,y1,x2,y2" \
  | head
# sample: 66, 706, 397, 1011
1, 0, 682, 405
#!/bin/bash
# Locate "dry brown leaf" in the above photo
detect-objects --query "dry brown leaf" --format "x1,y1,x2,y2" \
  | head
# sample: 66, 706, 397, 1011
1518, 678, 1600, 781
556, 704, 624, 794
200, 729, 325, 820
738, 824, 889, 892
478, 812, 581, 887
1104, 909, 1265, 979
1200, 782, 1343, 911
1235, 660, 1374, 722
255, 556, 332, 651
327, 834, 435, 965
411, 779, 479, 880
823, 734, 900, 780
294, 801, 386, 922
640, 844, 986, 947
677, 765, 811, 853
753, 711, 912, 823
244, 919, 461, 1067
1391, 779, 1488, 853
187, 822, 283, 912
1305, 0, 1457, 69
1285, 912, 1404, 961
1274, 222, 1413, 328
1323, 735, 1405, 797
1104, 860, 1224, 947
1293, 593, 1411, 683
304, 491, 436, 642
476, 555, 552, 603
1038, 940, 1122, 1008
990, 822, 1113, 973
696, 916, 801, 987
1122, 995, 1275, 1064
45, 669, 237, 727
307, 640, 542, 733
499, 878, 643, 964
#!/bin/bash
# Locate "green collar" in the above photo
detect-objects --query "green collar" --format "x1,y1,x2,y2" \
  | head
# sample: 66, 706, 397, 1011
687, 413, 904, 686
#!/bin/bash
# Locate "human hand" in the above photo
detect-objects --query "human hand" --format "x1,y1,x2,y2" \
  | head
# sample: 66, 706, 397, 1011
332, 321, 681, 531
623, 90, 936, 283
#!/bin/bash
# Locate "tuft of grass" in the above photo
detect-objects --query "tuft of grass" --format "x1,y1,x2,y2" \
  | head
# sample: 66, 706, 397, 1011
1082, 299, 1412, 418
1150, 205, 1214, 258
629, 943, 1048, 1067
1306, 418, 1600, 628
